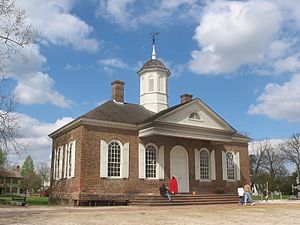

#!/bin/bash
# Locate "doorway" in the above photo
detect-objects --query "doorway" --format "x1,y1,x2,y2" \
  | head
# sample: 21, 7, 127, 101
170, 145, 189, 193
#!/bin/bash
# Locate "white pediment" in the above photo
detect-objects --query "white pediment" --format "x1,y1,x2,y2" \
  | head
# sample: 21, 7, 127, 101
156, 99, 235, 132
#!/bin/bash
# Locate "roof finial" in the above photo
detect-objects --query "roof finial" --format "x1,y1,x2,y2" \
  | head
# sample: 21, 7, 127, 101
150, 32, 159, 60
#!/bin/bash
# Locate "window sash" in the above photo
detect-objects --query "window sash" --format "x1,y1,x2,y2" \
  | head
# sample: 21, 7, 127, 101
145, 146, 157, 178
108, 141, 121, 177
200, 151, 210, 180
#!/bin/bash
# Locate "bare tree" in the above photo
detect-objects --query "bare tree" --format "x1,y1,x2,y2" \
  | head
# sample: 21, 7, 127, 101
249, 139, 288, 192
0, 0, 38, 77
249, 140, 269, 180
280, 134, 300, 192
0, 0, 38, 168
37, 162, 50, 191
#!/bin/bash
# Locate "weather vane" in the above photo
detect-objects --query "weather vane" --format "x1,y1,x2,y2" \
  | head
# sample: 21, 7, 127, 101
150, 32, 159, 45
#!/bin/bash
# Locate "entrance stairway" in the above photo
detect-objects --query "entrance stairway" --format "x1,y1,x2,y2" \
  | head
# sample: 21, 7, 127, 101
130, 194, 239, 206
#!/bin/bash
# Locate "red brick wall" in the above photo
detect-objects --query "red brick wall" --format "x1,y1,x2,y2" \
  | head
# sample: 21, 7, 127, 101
50, 124, 250, 203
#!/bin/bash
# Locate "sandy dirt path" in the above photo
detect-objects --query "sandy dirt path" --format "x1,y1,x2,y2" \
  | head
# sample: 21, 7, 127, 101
1, 202, 300, 225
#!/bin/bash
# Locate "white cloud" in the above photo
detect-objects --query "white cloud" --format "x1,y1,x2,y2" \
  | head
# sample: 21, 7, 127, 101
97, 0, 201, 28
98, 58, 129, 69
248, 138, 285, 154
248, 74, 300, 122
9, 114, 73, 165
273, 56, 300, 74
15, 0, 99, 52
98, 57, 129, 75
189, 0, 281, 75
7, 45, 72, 108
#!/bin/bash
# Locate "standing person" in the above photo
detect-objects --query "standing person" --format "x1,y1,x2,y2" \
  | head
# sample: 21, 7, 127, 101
169, 175, 178, 195
237, 185, 244, 205
159, 183, 171, 201
244, 184, 255, 206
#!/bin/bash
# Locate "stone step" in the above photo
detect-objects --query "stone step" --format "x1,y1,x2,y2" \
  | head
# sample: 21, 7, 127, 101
130, 194, 239, 206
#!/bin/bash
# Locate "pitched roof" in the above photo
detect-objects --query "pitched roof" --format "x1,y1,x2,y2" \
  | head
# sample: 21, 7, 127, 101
80, 100, 155, 125
140, 100, 190, 124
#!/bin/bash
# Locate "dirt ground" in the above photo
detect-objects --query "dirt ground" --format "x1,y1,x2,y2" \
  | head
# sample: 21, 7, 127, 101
1, 202, 300, 225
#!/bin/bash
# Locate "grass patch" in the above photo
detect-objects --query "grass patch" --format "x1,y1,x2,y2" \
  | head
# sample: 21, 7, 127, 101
0, 195, 50, 206
253, 195, 291, 201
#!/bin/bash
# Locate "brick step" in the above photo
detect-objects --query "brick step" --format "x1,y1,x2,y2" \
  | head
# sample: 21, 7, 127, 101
130, 194, 239, 206
134, 195, 238, 200
130, 200, 238, 206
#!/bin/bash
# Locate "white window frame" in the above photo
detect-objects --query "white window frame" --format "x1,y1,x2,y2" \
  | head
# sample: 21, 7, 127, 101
54, 146, 63, 180
145, 144, 158, 179
189, 112, 203, 122
199, 148, 210, 181
107, 140, 123, 179
226, 151, 236, 181
66, 140, 76, 179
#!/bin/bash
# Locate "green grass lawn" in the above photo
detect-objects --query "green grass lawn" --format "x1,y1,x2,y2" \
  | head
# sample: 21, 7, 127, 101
0, 196, 50, 205
253, 195, 291, 201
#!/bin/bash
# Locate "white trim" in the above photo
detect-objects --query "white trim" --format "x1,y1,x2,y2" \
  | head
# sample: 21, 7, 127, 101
107, 140, 123, 178
226, 151, 236, 181
158, 146, 165, 179
145, 143, 159, 179
210, 150, 216, 180
194, 148, 200, 180
49, 118, 137, 139
170, 145, 189, 193
63, 144, 68, 179
123, 143, 130, 179
235, 152, 241, 181
138, 143, 145, 179
222, 151, 227, 180
139, 124, 234, 142
199, 148, 210, 181
58, 146, 63, 179
70, 140, 76, 178
53, 148, 56, 180
100, 140, 108, 178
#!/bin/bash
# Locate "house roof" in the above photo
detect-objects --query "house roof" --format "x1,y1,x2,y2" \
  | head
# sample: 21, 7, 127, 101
0, 169, 22, 178
138, 59, 170, 75
80, 100, 155, 125
140, 100, 190, 124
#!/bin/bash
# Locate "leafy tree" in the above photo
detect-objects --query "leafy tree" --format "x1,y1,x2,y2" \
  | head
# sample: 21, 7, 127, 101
21, 155, 34, 177
21, 155, 42, 193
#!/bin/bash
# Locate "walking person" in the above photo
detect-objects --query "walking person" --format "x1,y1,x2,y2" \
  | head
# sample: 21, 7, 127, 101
244, 184, 255, 206
237, 185, 244, 205
159, 183, 171, 201
169, 175, 178, 195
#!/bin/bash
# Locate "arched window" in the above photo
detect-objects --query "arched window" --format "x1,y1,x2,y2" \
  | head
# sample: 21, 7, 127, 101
189, 112, 200, 120
108, 141, 121, 177
226, 152, 235, 180
145, 145, 157, 178
200, 150, 210, 180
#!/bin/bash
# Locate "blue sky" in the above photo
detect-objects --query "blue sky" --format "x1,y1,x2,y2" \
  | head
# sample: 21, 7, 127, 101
7, 0, 300, 165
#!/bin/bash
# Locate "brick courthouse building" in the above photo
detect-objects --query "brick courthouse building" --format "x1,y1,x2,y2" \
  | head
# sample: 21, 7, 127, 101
49, 42, 250, 205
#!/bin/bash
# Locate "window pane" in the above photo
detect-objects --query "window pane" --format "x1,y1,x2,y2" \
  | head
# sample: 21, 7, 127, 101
145, 146, 156, 178
149, 78, 154, 92
108, 141, 121, 177
200, 151, 209, 179
226, 152, 235, 180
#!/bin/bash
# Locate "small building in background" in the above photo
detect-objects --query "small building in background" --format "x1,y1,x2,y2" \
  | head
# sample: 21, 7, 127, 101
0, 166, 22, 195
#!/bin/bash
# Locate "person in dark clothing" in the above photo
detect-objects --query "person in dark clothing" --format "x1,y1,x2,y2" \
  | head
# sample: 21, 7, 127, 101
159, 183, 171, 201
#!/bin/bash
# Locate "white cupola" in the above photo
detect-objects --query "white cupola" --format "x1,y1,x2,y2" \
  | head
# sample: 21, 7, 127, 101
137, 34, 170, 113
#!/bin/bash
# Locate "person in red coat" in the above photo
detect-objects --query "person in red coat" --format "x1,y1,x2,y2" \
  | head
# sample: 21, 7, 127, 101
169, 175, 178, 195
